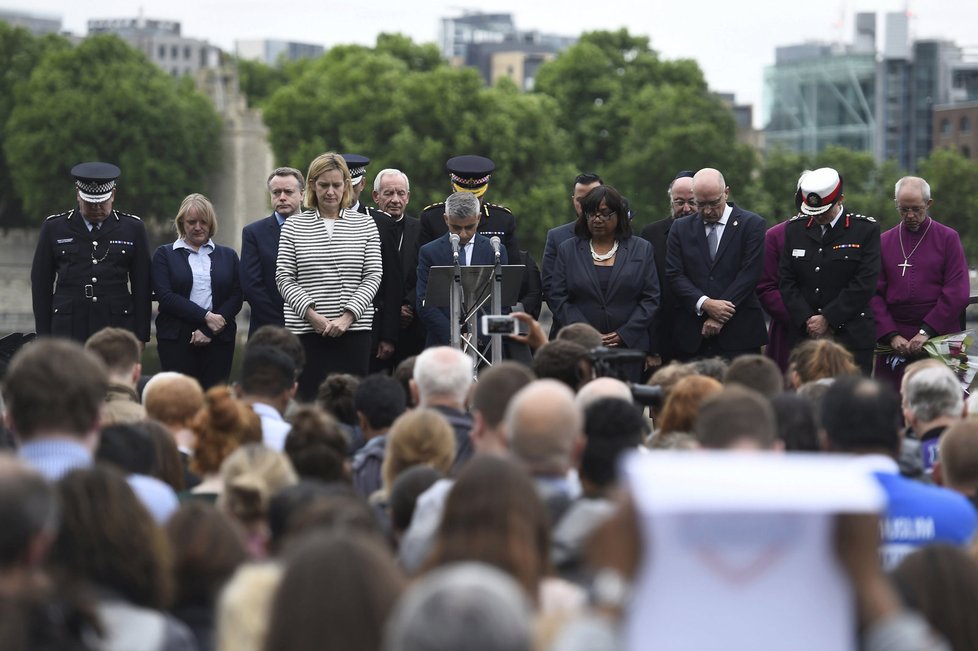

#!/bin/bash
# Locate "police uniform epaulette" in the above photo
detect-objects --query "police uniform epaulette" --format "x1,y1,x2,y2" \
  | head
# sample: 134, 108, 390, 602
114, 210, 141, 221
422, 202, 446, 212
847, 213, 876, 223
45, 209, 72, 221
486, 203, 512, 214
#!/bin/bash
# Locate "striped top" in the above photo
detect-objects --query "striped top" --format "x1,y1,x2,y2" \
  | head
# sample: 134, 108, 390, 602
276, 208, 382, 334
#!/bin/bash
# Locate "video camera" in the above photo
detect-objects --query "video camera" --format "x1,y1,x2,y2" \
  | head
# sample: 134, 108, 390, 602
589, 346, 663, 410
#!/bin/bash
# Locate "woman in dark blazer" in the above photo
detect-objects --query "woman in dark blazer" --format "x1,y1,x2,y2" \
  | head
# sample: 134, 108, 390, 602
550, 185, 660, 360
152, 193, 242, 389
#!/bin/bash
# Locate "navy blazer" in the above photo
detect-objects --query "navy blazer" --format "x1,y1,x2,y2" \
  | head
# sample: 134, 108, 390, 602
240, 214, 284, 336
416, 233, 508, 347
152, 242, 243, 343
665, 204, 768, 355
549, 235, 660, 352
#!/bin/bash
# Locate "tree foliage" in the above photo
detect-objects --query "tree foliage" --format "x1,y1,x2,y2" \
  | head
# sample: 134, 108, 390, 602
0, 23, 69, 225
919, 148, 978, 260
5, 35, 222, 223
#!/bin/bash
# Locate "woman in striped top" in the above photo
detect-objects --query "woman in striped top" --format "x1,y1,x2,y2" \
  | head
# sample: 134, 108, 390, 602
276, 152, 382, 400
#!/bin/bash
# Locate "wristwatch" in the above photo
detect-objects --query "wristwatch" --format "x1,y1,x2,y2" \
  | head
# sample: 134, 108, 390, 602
918, 329, 928, 337
590, 568, 631, 609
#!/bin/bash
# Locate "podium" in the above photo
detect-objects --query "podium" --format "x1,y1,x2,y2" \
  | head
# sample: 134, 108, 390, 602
424, 264, 524, 367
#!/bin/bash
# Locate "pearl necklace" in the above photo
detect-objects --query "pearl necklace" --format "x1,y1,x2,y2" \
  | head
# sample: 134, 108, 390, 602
590, 239, 619, 261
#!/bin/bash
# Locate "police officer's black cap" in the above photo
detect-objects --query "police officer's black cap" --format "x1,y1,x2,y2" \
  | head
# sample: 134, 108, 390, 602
72, 162, 120, 203
341, 154, 370, 185
673, 170, 695, 180
447, 155, 494, 191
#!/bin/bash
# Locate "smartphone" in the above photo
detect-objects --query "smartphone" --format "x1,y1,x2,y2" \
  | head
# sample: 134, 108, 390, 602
481, 314, 519, 336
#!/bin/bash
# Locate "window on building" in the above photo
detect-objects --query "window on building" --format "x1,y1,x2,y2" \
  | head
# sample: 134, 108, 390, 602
171, 45, 178, 59
961, 116, 971, 133
158, 44, 166, 59
184, 46, 191, 60
963, 145, 972, 158
941, 118, 952, 135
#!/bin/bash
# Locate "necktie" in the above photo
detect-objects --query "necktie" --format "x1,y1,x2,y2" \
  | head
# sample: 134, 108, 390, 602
707, 223, 719, 261
92, 223, 100, 233
821, 224, 831, 242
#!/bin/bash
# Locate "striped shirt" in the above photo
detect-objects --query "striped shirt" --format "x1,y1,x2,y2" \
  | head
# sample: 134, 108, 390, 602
276, 208, 382, 334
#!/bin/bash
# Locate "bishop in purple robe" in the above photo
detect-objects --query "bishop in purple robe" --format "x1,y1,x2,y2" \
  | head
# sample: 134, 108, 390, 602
870, 176, 970, 388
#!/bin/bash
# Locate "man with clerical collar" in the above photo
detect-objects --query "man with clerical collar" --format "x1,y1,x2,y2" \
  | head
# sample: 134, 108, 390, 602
240, 166, 305, 336
779, 167, 881, 374
373, 167, 426, 364
870, 175, 969, 389
30, 161, 151, 344
342, 153, 404, 372
417, 155, 520, 265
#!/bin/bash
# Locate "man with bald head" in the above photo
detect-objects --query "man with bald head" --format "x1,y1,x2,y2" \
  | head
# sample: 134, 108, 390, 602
505, 379, 585, 521
870, 176, 969, 390
665, 168, 767, 361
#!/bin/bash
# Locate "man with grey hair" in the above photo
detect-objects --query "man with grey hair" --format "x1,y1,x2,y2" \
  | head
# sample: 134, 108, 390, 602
241, 166, 305, 336
416, 191, 508, 347
373, 169, 425, 363
870, 175, 969, 389
411, 346, 475, 470
384, 563, 532, 651
903, 364, 964, 474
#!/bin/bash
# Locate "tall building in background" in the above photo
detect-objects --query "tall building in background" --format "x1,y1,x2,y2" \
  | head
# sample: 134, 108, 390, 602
0, 8, 61, 35
88, 18, 220, 77
440, 11, 575, 91
763, 11, 978, 171
235, 39, 324, 65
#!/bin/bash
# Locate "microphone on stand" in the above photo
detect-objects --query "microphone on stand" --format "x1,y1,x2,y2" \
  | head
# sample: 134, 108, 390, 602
490, 236, 502, 262
450, 233, 460, 264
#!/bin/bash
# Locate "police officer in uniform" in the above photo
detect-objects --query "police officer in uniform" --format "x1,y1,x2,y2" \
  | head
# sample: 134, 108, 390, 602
779, 167, 880, 374
31, 162, 151, 343
343, 153, 403, 373
416, 155, 520, 264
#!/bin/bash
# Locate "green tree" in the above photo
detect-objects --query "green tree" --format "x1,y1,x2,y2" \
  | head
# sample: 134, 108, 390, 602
262, 40, 575, 255
919, 147, 978, 261
5, 35, 222, 223
0, 24, 69, 225
533, 29, 754, 229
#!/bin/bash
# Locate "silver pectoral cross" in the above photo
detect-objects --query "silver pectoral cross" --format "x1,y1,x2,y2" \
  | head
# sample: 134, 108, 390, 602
898, 259, 912, 276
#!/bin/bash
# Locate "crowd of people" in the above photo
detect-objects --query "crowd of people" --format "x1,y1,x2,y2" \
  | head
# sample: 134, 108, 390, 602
6, 152, 978, 649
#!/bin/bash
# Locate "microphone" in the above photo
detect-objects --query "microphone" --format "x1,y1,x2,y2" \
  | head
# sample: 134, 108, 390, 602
450, 233, 460, 262
490, 236, 502, 261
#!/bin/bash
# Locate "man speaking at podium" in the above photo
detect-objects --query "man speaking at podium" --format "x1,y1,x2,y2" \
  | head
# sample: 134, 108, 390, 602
416, 191, 508, 347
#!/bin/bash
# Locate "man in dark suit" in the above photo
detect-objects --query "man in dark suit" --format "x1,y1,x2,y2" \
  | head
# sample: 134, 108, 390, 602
779, 167, 881, 374
417, 155, 519, 264
31, 162, 151, 344
416, 192, 508, 347
666, 168, 768, 361
343, 154, 405, 373
373, 167, 425, 364
639, 170, 695, 366
240, 167, 305, 337
541, 172, 603, 338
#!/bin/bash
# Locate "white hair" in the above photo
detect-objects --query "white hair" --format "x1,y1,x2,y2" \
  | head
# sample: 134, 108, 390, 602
373, 168, 410, 193
905, 366, 963, 423
413, 347, 473, 406
894, 176, 931, 202
575, 377, 633, 409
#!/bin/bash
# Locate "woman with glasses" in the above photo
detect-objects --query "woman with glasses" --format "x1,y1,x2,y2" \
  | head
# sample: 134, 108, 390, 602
549, 185, 659, 373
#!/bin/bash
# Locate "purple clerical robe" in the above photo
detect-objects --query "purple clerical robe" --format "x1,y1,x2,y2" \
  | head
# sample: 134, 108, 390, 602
870, 215, 970, 388
757, 220, 792, 373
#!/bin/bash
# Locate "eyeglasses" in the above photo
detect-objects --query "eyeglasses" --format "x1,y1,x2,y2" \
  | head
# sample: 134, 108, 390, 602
896, 205, 927, 215
587, 211, 617, 222
671, 199, 696, 207
693, 197, 725, 210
